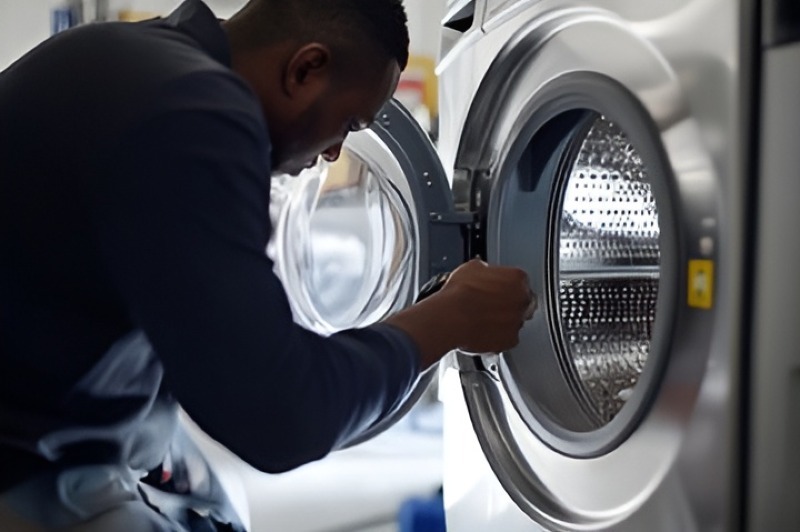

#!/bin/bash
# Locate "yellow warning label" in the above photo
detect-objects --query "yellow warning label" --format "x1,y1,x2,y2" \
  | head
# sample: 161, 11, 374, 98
688, 259, 714, 309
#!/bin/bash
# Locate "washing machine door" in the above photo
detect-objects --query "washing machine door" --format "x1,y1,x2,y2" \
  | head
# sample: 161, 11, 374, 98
269, 98, 465, 447
445, 6, 720, 530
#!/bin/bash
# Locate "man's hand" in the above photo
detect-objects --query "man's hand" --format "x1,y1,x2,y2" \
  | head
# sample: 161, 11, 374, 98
384, 259, 537, 368
440, 259, 537, 353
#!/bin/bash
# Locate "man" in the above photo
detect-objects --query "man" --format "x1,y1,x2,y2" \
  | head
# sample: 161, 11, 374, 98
0, 0, 535, 529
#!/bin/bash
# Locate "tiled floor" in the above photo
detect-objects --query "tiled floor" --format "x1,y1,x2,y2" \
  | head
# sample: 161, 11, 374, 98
186, 402, 444, 532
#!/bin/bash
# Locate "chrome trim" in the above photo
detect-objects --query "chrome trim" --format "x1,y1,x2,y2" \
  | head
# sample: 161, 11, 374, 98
461, 370, 616, 531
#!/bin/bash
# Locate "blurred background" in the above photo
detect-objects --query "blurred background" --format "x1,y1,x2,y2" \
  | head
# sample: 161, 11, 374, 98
0, 0, 444, 139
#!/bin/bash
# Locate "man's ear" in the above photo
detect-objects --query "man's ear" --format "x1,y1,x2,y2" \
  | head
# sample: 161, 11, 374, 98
282, 43, 331, 103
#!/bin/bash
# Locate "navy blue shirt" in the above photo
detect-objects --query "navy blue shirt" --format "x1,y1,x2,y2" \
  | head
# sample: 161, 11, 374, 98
0, 0, 420, 491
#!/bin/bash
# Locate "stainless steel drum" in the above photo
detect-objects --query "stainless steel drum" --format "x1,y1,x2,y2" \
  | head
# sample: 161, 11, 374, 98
553, 115, 660, 428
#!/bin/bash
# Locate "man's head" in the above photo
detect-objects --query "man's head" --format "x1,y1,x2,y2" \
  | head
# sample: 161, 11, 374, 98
223, 0, 408, 175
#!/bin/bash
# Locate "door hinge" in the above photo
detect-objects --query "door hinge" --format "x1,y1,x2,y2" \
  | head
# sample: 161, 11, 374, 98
429, 210, 485, 260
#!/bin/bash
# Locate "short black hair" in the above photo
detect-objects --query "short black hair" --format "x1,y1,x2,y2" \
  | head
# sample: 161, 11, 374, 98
228, 0, 409, 70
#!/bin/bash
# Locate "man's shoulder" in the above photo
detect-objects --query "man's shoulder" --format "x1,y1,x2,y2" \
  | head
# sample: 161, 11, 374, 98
59, 21, 263, 131
147, 65, 262, 123
71, 21, 237, 93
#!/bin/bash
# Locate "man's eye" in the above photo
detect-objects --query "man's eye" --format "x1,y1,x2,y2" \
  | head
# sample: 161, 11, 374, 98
348, 119, 370, 133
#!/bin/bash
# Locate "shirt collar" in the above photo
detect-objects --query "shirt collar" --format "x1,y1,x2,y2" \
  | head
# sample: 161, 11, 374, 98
164, 0, 231, 66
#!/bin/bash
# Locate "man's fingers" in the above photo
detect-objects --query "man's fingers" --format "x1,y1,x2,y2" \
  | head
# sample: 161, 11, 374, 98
524, 291, 537, 320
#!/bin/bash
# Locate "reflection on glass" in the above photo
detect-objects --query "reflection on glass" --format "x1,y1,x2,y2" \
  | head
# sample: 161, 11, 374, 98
555, 116, 660, 425
270, 148, 417, 335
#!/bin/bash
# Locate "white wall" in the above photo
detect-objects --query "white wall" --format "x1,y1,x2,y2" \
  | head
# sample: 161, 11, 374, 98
0, 0, 445, 72
0, 0, 64, 70
404, 0, 446, 60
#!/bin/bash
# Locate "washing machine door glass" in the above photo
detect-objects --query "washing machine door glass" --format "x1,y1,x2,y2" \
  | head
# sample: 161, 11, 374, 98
270, 148, 416, 334
269, 99, 463, 446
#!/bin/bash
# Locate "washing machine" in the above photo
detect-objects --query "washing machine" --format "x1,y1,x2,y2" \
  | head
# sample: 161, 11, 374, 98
430, 0, 800, 530
265, 0, 800, 529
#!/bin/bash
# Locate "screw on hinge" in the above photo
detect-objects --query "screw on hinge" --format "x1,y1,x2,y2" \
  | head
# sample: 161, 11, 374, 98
429, 211, 478, 225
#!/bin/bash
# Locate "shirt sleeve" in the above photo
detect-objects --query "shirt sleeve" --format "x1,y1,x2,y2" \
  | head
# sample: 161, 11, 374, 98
89, 73, 421, 473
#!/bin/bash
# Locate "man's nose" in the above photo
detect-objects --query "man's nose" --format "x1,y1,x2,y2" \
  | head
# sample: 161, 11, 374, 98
321, 142, 344, 163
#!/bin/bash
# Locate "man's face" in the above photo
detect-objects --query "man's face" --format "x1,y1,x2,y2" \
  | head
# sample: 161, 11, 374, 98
272, 59, 401, 176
